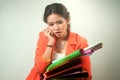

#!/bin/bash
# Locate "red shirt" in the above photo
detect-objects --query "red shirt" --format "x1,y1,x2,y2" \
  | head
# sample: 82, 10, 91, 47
26, 32, 92, 80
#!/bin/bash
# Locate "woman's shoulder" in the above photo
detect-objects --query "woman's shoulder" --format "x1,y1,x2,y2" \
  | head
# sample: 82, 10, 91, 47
38, 31, 46, 38
70, 32, 87, 41
38, 31, 48, 40
69, 32, 88, 48
39, 31, 44, 36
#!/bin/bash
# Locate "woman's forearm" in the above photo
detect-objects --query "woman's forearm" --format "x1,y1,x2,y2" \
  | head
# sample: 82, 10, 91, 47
42, 40, 54, 61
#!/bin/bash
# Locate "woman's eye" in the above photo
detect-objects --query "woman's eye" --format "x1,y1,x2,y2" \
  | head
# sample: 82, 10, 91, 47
58, 21, 63, 24
48, 23, 54, 26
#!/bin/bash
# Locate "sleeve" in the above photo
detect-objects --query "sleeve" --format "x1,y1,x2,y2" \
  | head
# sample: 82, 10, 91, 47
26, 32, 51, 80
76, 34, 92, 80
34, 32, 51, 73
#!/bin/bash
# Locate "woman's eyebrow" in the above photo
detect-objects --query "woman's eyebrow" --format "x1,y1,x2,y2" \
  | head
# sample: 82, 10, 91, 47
56, 19, 63, 22
47, 19, 62, 23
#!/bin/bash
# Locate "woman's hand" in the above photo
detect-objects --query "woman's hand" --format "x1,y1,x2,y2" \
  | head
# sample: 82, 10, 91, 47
43, 27, 55, 45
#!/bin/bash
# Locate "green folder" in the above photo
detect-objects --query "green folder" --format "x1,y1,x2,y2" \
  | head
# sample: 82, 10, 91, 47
46, 50, 81, 71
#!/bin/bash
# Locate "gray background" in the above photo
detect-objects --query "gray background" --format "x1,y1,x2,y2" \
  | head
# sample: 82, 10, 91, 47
0, 0, 120, 80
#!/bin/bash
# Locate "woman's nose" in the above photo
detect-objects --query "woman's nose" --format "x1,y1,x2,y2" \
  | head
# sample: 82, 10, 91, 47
54, 24, 59, 29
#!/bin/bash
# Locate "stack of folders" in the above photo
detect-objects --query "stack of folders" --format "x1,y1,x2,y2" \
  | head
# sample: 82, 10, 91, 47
44, 42, 103, 80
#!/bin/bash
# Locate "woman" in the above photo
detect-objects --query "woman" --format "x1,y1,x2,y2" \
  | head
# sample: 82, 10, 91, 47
26, 3, 92, 80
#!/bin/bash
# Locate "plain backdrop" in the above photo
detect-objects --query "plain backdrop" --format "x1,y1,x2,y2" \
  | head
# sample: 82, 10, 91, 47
0, 0, 120, 80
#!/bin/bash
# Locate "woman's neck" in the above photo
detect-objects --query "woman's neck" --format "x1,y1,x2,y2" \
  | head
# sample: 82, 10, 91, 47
55, 40, 67, 53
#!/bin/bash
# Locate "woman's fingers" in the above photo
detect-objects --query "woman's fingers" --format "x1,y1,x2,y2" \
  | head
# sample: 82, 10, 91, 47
43, 28, 52, 38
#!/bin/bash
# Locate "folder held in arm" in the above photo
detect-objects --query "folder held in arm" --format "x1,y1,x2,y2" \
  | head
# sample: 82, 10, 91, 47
44, 42, 103, 79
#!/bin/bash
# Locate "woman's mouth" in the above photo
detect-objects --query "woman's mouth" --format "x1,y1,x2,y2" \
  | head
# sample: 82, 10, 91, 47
54, 31, 61, 37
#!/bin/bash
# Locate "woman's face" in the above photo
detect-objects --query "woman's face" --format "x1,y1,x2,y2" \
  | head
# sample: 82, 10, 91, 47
47, 14, 69, 39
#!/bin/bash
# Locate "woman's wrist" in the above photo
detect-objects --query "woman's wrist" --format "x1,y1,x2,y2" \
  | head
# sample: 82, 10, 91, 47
47, 40, 54, 47
47, 45, 54, 47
